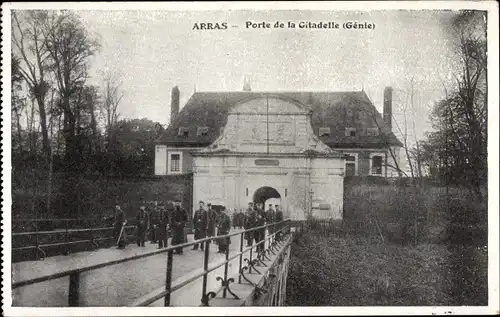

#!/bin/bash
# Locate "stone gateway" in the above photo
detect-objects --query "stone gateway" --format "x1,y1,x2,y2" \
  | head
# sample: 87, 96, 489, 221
155, 88, 402, 221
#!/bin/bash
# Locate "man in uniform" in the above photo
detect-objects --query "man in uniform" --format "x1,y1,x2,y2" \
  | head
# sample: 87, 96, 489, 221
192, 200, 207, 251
237, 209, 244, 229
267, 204, 276, 237
110, 205, 127, 249
275, 204, 284, 240
254, 202, 267, 253
206, 203, 217, 244
232, 209, 238, 230
136, 203, 148, 247
171, 199, 188, 255
216, 207, 231, 253
244, 202, 255, 247
155, 201, 169, 249
149, 201, 158, 244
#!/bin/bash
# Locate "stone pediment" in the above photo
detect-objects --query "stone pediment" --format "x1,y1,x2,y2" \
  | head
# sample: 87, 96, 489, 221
203, 95, 332, 154
228, 95, 309, 115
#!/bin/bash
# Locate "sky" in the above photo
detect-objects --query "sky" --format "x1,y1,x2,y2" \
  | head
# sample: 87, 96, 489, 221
77, 9, 460, 143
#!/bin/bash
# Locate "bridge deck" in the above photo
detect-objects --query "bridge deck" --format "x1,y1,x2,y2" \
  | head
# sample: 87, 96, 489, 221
12, 229, 254, 307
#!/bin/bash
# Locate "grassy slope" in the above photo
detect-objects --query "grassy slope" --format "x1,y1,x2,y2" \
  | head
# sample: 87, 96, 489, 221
286, 231, 488, 306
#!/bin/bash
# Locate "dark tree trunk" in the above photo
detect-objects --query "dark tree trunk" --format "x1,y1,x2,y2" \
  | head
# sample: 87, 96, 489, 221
35, 94, 51, 163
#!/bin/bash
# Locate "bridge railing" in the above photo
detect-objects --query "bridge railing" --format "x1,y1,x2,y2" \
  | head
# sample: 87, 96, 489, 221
12, 218, 136, 261
12, 219, 293, 307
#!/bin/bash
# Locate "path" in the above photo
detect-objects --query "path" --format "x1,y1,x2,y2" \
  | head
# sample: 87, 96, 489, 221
12, 228, 268, 307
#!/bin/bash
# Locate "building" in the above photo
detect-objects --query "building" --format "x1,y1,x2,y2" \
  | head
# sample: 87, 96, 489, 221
155, 86, 402, 220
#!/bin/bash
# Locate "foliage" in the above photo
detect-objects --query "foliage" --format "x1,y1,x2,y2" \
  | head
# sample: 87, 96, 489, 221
343, 182, 487, 246
417, 10, 487, 202
12, 172, 192, 219
11, 10, 168, 220
286, 227, 487, 306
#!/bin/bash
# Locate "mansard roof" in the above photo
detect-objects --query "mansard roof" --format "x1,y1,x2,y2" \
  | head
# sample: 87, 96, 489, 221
156, 91, 403, 148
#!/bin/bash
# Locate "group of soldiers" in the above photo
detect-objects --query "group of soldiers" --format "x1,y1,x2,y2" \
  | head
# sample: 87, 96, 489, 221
241, 202, 284, 253
106, 199, 188, 254
106, 198, 284, 256
192, 201, 232, 253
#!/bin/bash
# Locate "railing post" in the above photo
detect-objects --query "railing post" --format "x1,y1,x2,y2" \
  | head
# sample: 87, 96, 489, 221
270, 223, 273, 245
201, 239, 210, 306
164, 249, 173, 306
34, 221, 40, 260
65, 219, 70, 255
249, 241, 253, 274
68, 272, 80, 306
223, 237, 229, 299
238, 231, 244, 284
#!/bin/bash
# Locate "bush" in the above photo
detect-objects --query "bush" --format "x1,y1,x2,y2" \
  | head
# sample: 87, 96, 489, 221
286, 229, 488, 306
12, 172, 194, 221
343, 183, 487, 246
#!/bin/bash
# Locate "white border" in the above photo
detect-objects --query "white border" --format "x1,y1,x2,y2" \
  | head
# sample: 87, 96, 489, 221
2, 1, 499, 316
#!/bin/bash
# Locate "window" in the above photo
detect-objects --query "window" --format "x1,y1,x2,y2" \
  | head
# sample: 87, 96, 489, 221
344, 153, 358, 176
168, 152, 182, 174
197, 126, 209, 136
178, 127, 189, 137
319, 127, 330, 137
370, 154, 384, 176
170, 154, 180, 172
345, 128, 356, 137
367, 127, 379, 136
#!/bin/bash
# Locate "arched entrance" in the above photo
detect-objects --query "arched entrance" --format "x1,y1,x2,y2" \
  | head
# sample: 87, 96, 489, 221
253, 186, 281, 206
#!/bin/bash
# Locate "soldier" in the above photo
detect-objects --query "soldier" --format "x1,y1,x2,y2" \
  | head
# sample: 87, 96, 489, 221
216, 207, 231, 253
254, 202, 266, 253
236, 209, 242, 229
156, 201, 169, 249
110, 205, 127, 249
234, 210, 240, 229
232, 209, 238, 229
192, 200, 207, 251
171, 199, 188, 255
244, 202, 255, 247
206, 203, 217, 243
239, 209, 244, 229
149, 201, 158, 244
267, 204, 276, 236
136, 204, 148, 247
275, 204, 284, 240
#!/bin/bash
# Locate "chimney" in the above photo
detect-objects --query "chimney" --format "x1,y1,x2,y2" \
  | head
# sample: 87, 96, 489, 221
383, 86, 393, 132
170, 86, 180, 125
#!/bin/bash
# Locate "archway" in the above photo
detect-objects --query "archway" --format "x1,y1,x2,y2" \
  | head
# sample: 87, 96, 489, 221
253, 186, 281, 205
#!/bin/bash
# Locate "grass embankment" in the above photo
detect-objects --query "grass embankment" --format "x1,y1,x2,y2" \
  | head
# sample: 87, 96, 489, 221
286, 230, 487, 306
286, 183, 488, 306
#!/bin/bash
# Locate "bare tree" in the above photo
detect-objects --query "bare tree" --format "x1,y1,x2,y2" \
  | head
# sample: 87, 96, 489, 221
100, 71, 124, 152
421, 11, 487, 201
11, 10, 54, 162
452, 11, 487, 202
393, 82, 415, 179
42, 11, 100, 166
11, 54, 26, 156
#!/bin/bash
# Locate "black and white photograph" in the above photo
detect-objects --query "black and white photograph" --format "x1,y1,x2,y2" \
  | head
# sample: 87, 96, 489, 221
2, 1, 499, 315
